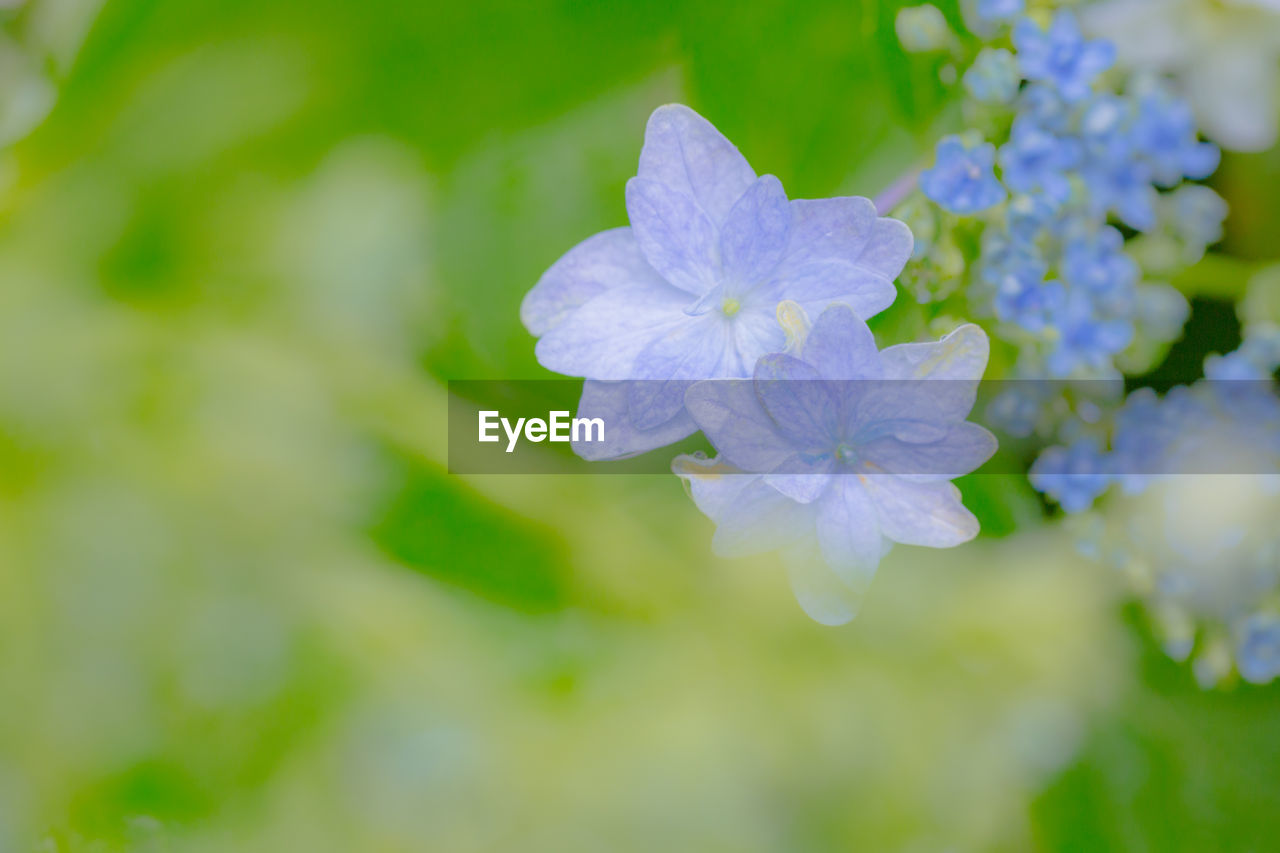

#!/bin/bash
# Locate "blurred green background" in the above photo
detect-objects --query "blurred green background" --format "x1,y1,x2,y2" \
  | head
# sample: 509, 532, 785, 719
1, 0, 1279, 850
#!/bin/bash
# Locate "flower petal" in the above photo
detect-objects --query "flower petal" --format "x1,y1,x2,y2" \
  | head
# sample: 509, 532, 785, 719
881, 323, 991, 381
798, 303, 885, 380
711, 476, 816, 557
637, 104, 758, 225
632, 311, 732, 380
685, 378, 794, 472
625, 178, 720, 296
521, 227, 661, 337
626, 312, 732, 429
1078, 40, 1115, 78
626, 378, 694, 432
757, 197, 904, 321
879, 323, 990, 420
764, 466, 834, 503
815, 475, 885, 584
860, 217, 915, 280
848, 383, 952, 444
534, 280, 691, 378
783, 539, 865, 626
672, 453, 755, 520
863, 476, 980, 547
725, 303, 788, 376
754, 353, 840, 449
719, 175, 791, 292
573, 380, 698, 460
859, 422, 998, 480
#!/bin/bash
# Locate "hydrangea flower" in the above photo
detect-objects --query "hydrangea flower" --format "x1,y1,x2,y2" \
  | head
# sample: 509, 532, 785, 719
981, 236, 1055, 329
1029, 337, 1280, 684
920, 135, 1005, 214
1130, 89, 1221, 186
1014, 10, 1116, 102
1019, 83, 1074, 134
1000, 276, 1063, 333
986, 382, 1048, 438
1079, 147, 1158, 231
998, 116, 1082, 203
893, 7, 1213, 383
1077, 93, 1132, 159
1044, 285, 1133, 376
522, 104, 912, 458
1030, 437, 1112, 512
1108, 386, 1197, 492
1105, 375, 1280, 489
1060, 224, 1138, 312
1005, 192, 1061, 241
674, 302, 996, 624
1082, 0, 1280, 152
892, 0, 1268, 687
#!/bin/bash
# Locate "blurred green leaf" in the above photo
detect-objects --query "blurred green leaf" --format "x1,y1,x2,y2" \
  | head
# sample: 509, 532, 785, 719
370, 451, 571, 612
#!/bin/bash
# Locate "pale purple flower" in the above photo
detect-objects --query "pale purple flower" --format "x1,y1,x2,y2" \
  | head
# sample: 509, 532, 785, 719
674, 303, 995, 624
522, 104, 913, 458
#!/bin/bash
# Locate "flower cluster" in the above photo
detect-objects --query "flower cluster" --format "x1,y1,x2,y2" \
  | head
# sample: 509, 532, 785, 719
1030, 328, 1280, 685
524, 105, 995, 622
900, 8, 1224, 400
893, 4, 1280, 688
1082, 0, 1280, 153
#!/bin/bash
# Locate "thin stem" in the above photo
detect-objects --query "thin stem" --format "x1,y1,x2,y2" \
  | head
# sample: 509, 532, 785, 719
872, 168, 921, 216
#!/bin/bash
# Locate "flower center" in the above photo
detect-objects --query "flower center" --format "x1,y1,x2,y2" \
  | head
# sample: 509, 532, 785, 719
835, 442, 858, 464
721, 296, 741, 317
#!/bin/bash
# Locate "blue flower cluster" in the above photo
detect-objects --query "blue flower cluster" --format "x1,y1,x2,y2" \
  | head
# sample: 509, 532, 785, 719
1029, 332, 1280, 685
1032, 330, 1280, 513
524, 104, 995, 623
896, 6, 1280, 687
909, 9, 1224, 387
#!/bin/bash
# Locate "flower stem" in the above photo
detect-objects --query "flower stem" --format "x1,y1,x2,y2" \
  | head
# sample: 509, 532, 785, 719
873, 168, 921, 216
